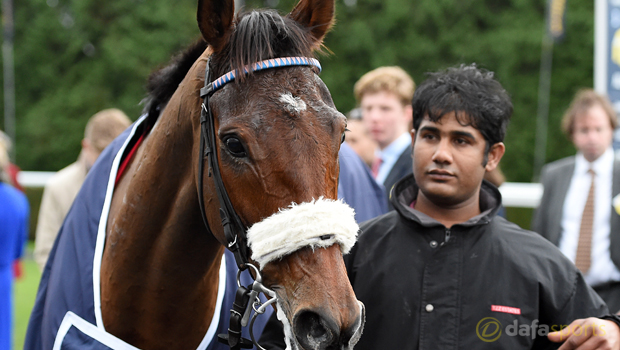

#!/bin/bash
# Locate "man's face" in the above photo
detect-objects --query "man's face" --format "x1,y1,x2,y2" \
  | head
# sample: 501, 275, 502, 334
360, 91, 412, 150
571, 104, 614, 162
412, 112, 504, 207
345, 119, 377, 167
81, 138, 102, 170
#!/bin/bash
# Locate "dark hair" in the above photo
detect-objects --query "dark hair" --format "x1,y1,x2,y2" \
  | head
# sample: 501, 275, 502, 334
412, 64, 513, 148
142, 39, 208, 122
212, 9, 314, 80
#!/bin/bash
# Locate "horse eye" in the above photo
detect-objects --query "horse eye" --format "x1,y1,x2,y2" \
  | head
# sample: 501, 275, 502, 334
224, 137, 247, 157
341, 132, 346, 144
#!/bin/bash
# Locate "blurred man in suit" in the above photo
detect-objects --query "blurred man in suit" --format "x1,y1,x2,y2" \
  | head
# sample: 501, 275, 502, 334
354, 66, 414, 209
345, 108, 377, 168
532, 89, 620, 312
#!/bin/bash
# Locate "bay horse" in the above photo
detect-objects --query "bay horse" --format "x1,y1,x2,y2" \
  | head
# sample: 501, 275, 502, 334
25, 0, 364, 349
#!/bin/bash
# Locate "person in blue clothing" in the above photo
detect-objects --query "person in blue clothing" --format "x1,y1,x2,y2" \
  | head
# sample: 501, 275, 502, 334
338, 141, 388, 222
0, 136, 29, 350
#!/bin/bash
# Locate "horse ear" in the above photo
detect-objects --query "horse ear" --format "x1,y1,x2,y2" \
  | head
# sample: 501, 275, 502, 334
197, 0, 235, 52
287, 0, 335, 46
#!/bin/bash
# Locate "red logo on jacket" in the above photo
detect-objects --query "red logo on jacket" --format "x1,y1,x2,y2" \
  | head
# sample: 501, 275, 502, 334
491, 305, 521, 315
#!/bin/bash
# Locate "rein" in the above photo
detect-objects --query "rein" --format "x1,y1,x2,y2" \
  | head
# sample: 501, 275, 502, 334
197, 56, 322, 350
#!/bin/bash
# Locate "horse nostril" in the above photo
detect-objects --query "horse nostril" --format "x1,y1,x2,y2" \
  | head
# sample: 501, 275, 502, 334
341, 312, 364, 349
294, 310, 337, 349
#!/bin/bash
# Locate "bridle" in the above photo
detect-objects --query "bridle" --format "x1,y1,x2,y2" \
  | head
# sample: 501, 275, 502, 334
197, 56, 322, 349
197, 56, 322, 270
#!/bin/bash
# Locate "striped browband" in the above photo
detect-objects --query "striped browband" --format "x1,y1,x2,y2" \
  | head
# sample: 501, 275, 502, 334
202, 57, 322, 96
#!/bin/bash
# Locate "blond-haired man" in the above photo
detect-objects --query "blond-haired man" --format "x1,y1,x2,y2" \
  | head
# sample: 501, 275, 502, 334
533, 89, 620, 312
34, 109, 131, 270
354, 66, 414, 206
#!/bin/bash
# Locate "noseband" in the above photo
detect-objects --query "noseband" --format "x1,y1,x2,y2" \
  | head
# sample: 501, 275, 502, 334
198, 56, 323, 349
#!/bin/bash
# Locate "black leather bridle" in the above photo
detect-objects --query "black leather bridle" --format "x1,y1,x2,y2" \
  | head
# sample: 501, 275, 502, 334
196, 56, 322, 350
197, 56, 322, 270
198, 57, 250, 270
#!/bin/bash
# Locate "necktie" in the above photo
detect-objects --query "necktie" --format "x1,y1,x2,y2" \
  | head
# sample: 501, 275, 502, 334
371, 156, 382, 178
575, 169, 595, 273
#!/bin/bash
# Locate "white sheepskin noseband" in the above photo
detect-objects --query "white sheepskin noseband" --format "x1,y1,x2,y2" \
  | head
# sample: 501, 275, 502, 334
247, 198, 359, 269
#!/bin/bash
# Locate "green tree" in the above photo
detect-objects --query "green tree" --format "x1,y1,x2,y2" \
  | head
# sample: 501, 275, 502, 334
4, 0, 199, 170
247, 0, 594, 182
1, 0, 598, 182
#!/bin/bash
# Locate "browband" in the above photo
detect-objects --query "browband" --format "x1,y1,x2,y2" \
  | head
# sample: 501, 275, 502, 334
201, 57, 321, 97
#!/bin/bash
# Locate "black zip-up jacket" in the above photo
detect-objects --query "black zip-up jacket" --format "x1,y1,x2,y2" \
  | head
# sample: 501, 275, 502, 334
259, 174, 609, 349
346, 174, 608, 349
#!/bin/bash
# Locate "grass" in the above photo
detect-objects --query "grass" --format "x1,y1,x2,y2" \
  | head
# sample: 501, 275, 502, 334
13, 243, 41, 350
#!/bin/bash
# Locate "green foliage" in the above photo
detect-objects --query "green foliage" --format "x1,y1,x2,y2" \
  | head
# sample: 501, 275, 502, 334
25, 187, 42, 241
4, 0, 199, 170
1, 0, 597, 181
247, 0, 594, 182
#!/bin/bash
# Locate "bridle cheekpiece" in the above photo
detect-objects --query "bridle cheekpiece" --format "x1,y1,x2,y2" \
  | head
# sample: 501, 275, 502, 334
197, 56, 324, 350
197, 56, 322, 270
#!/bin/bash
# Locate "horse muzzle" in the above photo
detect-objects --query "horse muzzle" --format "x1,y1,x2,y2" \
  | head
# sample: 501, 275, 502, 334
275, 287, 365, 350
264, 244, 365, 350
248, 198, 364, 350
292, 301, 365, 350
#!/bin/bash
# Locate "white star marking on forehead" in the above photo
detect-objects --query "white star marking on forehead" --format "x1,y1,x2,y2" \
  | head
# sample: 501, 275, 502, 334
279, 92, 307, 113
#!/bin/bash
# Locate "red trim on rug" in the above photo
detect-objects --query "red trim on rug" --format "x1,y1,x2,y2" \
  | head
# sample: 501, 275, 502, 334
115, 133, 145, 186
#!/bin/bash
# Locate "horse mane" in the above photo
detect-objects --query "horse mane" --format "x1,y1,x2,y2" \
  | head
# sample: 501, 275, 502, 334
212, 9, 316, 80
142, 39, 208, 126
142, 8, 316, 126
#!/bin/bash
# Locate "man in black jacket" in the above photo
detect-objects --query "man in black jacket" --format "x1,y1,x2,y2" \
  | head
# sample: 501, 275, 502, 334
259, 64, 620, 349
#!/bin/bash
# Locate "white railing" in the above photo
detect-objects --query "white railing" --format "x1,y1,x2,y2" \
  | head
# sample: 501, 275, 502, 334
498, 182, 543, 208
17, 171, 57, 189
17, 171, 545, 208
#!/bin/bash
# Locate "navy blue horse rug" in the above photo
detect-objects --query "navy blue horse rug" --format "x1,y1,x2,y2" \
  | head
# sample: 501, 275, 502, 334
25, 116, 270, 350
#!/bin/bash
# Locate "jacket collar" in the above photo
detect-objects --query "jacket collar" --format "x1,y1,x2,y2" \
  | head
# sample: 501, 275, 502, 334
391, 173, 502, 228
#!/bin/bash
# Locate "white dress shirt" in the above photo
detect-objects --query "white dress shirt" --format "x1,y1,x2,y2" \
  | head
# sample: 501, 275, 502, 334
559, 147, 620, 286
375, 132, 411, 186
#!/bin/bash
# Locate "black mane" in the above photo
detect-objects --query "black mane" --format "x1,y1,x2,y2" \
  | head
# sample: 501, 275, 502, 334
142, 8, 316, 126
142, 39, 208, 125
212, 9, 315, 78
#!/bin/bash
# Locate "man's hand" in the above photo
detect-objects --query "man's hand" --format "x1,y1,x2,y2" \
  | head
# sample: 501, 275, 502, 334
548, 318, 620, 350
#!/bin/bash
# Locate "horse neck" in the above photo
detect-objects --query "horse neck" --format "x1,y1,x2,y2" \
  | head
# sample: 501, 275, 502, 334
101, 61, 225, 348
107, 84, 220, 264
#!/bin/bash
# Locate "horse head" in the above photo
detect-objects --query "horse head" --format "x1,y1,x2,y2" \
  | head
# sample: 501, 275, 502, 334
196, 0, 364, 348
